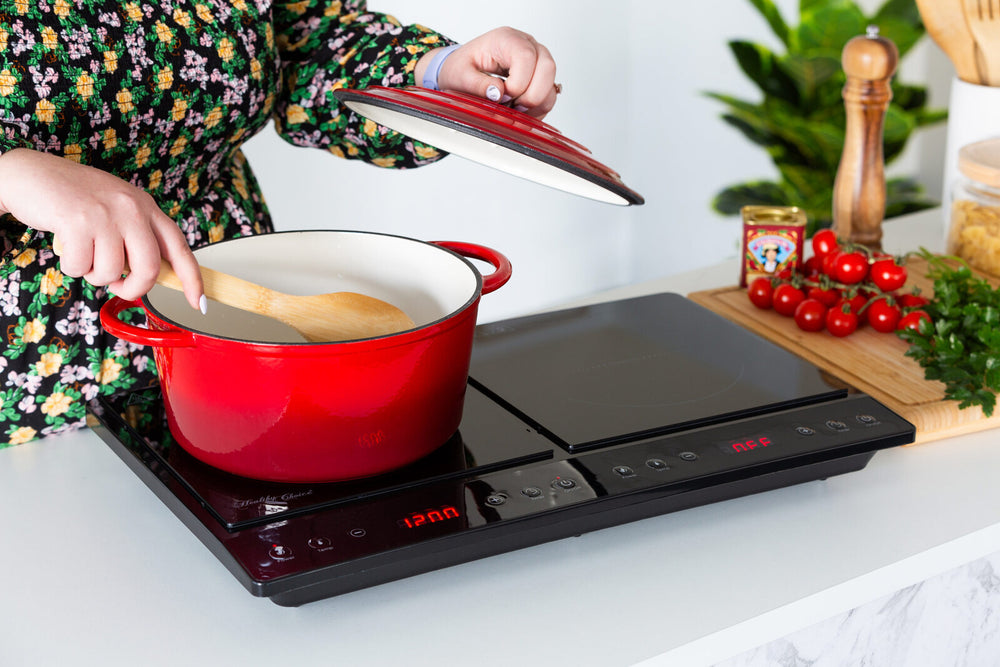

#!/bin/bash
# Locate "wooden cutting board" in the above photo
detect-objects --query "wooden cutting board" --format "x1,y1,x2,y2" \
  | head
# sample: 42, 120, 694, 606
689, 257, 1000, 444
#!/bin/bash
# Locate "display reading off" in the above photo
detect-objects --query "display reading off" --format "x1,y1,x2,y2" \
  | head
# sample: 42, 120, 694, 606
716, 435, 772, 455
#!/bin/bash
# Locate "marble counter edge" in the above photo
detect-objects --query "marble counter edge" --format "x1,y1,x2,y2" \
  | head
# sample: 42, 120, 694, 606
634, 520, 1000, 666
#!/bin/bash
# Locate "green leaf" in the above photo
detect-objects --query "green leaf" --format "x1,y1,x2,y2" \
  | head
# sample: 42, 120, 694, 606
912, 107, 949, 127
874, 0, 925, 54
796, 1, 868, 53
746, 0, 792, 47
884, 198, 937, 219
891, 83, 928, 112
712, 181, 791, 215
985, 366, 1000, 390
975, 390, 997, 417
719, 113, 779, 149
779, 54, 842, 109
883, 105, 916, 163
730, 41, 801, 106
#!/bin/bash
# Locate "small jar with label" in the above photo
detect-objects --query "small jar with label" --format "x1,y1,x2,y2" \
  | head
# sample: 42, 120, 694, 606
949, 137, 1000, 277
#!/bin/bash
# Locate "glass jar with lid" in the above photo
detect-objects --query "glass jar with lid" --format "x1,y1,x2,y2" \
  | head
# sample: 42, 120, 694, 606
949, 137, 1000, 277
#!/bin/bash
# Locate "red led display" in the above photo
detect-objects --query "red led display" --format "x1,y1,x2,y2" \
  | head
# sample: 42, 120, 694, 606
398, 505, 461, 529
717, 435, 772, 455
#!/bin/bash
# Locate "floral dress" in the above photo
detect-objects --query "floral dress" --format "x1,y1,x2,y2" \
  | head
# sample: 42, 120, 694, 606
0, 0, 451, 446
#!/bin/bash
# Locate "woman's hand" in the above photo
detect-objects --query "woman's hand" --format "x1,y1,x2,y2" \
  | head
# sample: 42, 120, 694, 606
0, 149, 204, 311
417, 27, 558, 119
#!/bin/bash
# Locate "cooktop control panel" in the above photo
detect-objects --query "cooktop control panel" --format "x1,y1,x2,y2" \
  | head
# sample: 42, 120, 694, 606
196, 392, 910, 602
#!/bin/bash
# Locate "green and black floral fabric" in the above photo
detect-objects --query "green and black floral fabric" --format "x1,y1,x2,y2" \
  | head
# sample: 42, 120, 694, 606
0, 0, 451, 446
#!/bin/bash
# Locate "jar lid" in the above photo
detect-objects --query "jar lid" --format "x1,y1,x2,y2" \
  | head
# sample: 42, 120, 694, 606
958, 137, 1000, 188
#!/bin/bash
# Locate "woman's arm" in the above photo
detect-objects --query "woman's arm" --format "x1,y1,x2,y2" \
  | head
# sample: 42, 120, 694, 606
0, 149, 204, 311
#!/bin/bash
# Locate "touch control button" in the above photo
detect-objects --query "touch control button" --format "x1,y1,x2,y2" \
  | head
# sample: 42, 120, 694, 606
678, 452, 698, 462
269, 545, 293, 560
307, 537, 333, 551
826, 420, 849, 432
552, 478, 577, 490
521, 487, 543, 499
646, 458, 669, 471
613, 465, 636, 477
485, 493, 508, 506
856, 414, 880, 426
795, 426, 816, 436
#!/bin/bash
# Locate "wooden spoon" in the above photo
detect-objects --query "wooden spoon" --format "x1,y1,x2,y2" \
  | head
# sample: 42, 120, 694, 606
963, 0, 1000, 86
157, 260, 416, 342
916, 0, 984, 84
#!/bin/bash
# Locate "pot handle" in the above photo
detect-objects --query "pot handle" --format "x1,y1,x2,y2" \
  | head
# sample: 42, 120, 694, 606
100, 297, 196, 348
432, 242, 512, 295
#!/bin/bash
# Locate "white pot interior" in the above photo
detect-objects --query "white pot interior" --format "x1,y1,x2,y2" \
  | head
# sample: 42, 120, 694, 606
146, 231, 481, 343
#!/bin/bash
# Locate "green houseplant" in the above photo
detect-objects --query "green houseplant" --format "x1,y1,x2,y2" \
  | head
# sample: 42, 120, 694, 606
707, 0, 947, 236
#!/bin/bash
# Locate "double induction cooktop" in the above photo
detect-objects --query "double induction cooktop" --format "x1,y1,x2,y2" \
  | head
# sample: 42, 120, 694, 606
89, 293, 915, 606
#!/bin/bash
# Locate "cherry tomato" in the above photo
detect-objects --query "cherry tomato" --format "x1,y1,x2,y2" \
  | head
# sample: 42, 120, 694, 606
807, 286, 840, 307
811, 229, 839, 259
838, 293, 868, 315
897, 310, 931, 333
834, 251, 869, 285
821, 250, 842, 278
899, 293, 930, 309
794, 298, 827, 332
747, 277, 774, 309
869, 258, 907, 292
772, 283, 805, 317
826, 304, 859, 337
803, 255, 823, 276
866, 298, 901, 333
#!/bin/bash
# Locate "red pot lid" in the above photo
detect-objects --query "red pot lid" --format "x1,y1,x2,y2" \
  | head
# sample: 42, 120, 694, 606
333, 86, 644, 206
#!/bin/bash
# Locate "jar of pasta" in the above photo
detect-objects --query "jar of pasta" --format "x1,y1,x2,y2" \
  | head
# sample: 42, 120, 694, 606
949, 138, 1000, 277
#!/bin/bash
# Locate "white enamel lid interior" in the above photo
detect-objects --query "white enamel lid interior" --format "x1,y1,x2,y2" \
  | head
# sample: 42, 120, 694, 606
334, 88, 643, 207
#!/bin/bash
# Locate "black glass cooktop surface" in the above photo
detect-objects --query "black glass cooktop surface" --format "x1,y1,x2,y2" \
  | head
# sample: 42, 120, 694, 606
469, 292, 845, 450
89, 292, 914, 606
94, 292, 844, 530
93, 385, 554, 531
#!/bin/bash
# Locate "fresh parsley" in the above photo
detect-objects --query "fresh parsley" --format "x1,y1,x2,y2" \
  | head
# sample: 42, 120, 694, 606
897, 249, 1000, 417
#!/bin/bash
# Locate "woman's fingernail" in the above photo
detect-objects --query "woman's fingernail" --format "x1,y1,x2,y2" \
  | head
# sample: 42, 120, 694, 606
199, 294, 208, 315
486, 85, 501, 102
514, 104, 530, 113
500, 94, 513, 104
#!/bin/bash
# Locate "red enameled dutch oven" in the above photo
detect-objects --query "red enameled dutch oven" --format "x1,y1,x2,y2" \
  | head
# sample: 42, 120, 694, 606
99, 230, 511, 483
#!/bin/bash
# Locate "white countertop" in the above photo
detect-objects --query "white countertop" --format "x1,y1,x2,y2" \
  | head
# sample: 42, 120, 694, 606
5, 210, 998, 667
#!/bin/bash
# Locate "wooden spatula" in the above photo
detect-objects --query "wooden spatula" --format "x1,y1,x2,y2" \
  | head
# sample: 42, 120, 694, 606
917, 0, 984, 84
157, 260, 416, 342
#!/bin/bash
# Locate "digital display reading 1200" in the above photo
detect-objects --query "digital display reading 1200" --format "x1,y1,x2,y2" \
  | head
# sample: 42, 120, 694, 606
717, 435, 772, 455
397, 505, 461, 529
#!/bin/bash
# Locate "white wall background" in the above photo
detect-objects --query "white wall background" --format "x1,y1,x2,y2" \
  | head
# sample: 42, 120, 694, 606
241, 0, 953, 323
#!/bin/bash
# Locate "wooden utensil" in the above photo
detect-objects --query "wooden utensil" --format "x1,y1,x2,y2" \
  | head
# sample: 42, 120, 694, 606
917, 0, 984, 84
832, 27, 898, 250
157, 260, 416, 342
963, 0, 1000, 86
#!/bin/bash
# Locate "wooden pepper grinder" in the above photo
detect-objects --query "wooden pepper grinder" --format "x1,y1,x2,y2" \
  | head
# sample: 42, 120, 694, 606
832, 26, 898, 250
